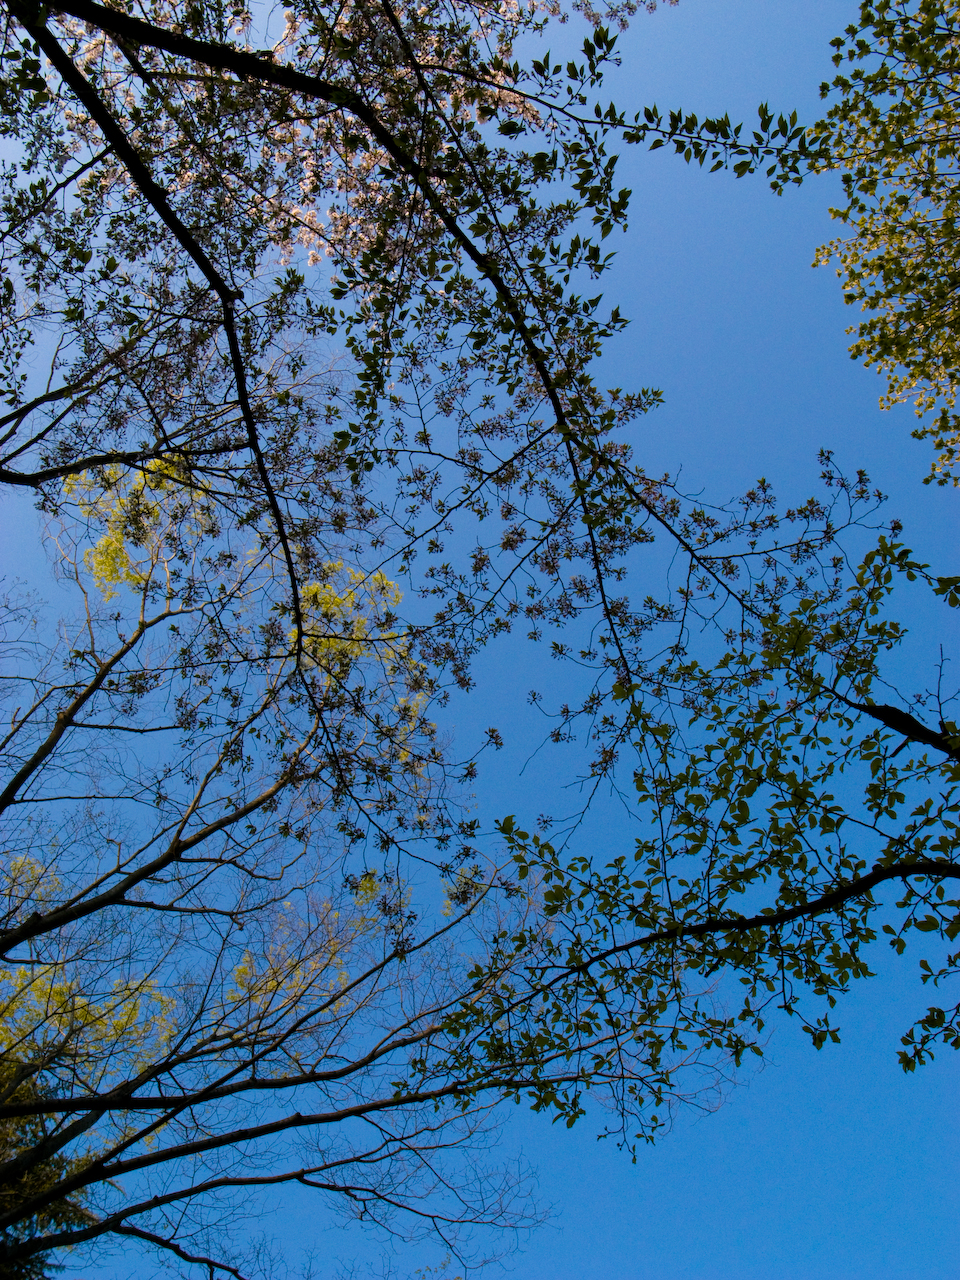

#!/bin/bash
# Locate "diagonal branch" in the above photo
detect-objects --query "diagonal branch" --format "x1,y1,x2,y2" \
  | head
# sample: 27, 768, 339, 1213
0, 606, 181, 816
30, 0, 637, 670
16, 11, 305, 642
549, 857, 960, 980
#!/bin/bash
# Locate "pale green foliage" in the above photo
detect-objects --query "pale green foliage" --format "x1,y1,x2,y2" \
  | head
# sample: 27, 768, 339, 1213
65, 462, 213, 598
813, 0, 960, 481
298, 564, 404, 675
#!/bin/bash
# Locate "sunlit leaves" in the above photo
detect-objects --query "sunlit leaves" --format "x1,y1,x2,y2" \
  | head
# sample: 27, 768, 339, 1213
812, 0, 960, 482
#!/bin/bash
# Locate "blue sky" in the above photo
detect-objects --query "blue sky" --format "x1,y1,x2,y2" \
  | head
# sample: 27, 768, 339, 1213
268, 4, 960, 1277
423, 2, 960, 1278
12, 0, 960, 1276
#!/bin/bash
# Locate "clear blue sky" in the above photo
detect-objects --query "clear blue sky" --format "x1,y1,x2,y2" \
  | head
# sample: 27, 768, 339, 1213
274, 4, 960, 1277
21, 1, 960, 1276
419, 3, 960, 1278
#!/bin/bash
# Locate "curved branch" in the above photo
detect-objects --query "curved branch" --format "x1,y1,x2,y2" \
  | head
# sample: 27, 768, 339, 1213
558, 856, 960, 978
17, 12, 306, 642
28, 0, 638, 671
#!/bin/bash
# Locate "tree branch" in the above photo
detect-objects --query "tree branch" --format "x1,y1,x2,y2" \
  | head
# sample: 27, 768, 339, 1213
559, 857, 960, 978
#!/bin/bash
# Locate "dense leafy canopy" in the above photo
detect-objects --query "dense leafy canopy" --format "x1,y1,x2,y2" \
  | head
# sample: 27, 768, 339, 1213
1, 0, 956, 1275
813, 0, 960, 482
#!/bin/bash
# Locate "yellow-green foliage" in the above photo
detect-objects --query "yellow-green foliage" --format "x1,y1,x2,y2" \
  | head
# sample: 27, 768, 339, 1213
64, 461, 205, 598
293, 563, 430, 750
0, 859, 174, 1086
296, 563, 403, 673
814, 0, 960, 482
228, 918, 351, 1019
226, 877, 391, 1067
0, 965, 174, 1082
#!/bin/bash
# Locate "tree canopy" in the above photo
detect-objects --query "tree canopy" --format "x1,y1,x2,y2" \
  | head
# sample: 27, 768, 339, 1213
0, 0, 824, 1272
1, 0, 957, 1275
490, 0, 960, 1174
813, 0, 960, 482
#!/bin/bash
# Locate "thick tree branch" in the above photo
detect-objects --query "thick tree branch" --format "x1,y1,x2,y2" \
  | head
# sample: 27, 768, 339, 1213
559, 857, 960, 978
16, 12, 306, 642
27, 0, 638, 671
850, 700, 960, 761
